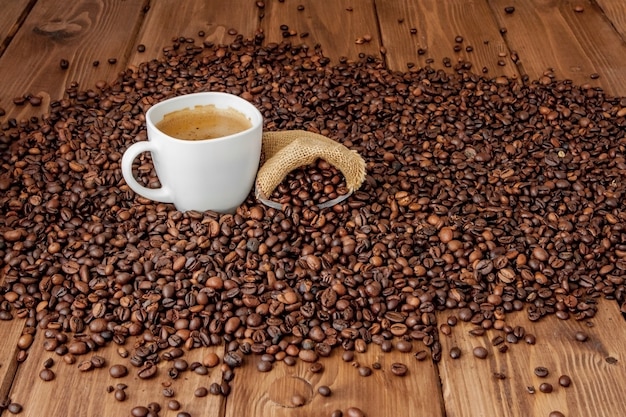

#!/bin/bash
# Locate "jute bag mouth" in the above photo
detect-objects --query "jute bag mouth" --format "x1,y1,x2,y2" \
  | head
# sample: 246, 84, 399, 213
254, 130, 367, 209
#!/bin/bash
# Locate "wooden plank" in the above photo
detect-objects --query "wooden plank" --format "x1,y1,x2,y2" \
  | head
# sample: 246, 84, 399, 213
0, 0, 34, 56
488, 0, 626, 96
0, 321, 24, 403
128, 0, 260, 67
7, 331, 225, 417
226, 343, 443, 417
261, 0, 382, 63
596, 0, 626, 41
376, 0, 520, 78
0, 0, 147, 121
437, 299, 626, 417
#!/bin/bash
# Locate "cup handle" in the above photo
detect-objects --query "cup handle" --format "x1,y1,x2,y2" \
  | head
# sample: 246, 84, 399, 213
121, 141, 172, 203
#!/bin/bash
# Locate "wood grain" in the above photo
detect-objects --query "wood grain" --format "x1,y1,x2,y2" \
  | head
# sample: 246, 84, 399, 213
488, 0, 626, 96
437, 299, 626, 417
595, 0, 626, 41
128, 0, 260, 67
0, 0, 34, 57
377, 0, 520, 78
8, 331, 225, 417
0, 320, 25, 402
261, 0, 382, 64
226, 343, 443, 417
0, 0, 147, 120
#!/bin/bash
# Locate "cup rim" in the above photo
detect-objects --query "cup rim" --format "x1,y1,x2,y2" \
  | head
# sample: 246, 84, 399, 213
145, 92, 263, 143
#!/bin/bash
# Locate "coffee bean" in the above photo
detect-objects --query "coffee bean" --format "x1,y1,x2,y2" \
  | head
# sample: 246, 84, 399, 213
137, 362, 157, 379
7, 403, 23, 414
177, 413, 191, 417
131, 406, 149, 417
291, 394, 306, 407
309, 362, 324, 373
504, 6, 515, 14
137, 44, 146, 53
450, 347, 462, 359
558, 375, 572, 387
39, 368, 55, 381
473, 347, 488, 359
575, 331, 588, 342
549, 411, 565, 417
114, 389, 126, 402
358, 366, 372, 377
534, 366, 549, 378
109, 364, 128, 378
331, 411, 343, 417
257, 360, 272, 372
539, 382, 553, 393
346, 407, 365, 417
318, 385, 332, 396
194, 387, 208, 397
390, 362, 408, 376
60, 59, 69, 69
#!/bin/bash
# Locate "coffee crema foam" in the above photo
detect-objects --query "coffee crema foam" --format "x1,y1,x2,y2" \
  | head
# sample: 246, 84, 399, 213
156, 104, 252, 140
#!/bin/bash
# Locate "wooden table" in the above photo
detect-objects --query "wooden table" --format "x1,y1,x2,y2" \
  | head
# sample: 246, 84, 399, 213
1, 1, 626, 416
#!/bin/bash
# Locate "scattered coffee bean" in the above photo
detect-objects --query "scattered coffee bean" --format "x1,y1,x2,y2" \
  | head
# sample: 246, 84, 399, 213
391, 362, 408, 376
331, 411, 343, 417
473, 347, 489, 359
131, 406, 149, 417
534, 366, 549, 378
60, 59, 69, 69
575, 332, 588, 342
114, 389, 126, 402
318, 385, 332, 397
168, 400, 181, 410
194, 387, 208, 397
257, 360, 272, 372
558, 375, 572, 387
504, 6, 515, 14
358, 366, 372, 377
309, 362, 324, 373
7, 403, 23, 414
346, 407, 365, 417
39, 368, 55, 381
109, 364, 128, 378
549, 411, 565, 417
539, 383, 553, 393
291, 394, 306, 407
137, 44, 146, 53
450, 347, 462, 359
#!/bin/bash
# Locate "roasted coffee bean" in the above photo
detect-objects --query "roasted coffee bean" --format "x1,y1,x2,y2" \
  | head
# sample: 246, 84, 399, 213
194, 387, 208, 397
346, 407, 365, 417
131, 406, 149, 417
539, 383, 553, 393
318, 385, 332, 396
549, 411, 565, 417
114, 389, 126, 402
109, 364, 128, 378
309, 362, 324, 373
209, 383, 221, 396
534, 367, 549, 378
390, 362, 408, 376
450, 347, 462, 359
558, 375, 572, 387
257, 360, 272, 372
575, 332, 589, 342
39, 368, 55, 381
168, 400, 181, 410
473, 347, 488, 359
331, 411, 343, 417
358, 366, 372, 377
137, 363, 157, 379
7, 403, 23, 414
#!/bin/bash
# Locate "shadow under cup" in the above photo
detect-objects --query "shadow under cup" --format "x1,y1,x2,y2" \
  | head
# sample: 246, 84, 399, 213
121, 92, 263, 213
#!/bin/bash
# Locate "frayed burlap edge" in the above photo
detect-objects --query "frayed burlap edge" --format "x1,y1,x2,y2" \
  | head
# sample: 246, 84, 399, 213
255, 130, 366, 208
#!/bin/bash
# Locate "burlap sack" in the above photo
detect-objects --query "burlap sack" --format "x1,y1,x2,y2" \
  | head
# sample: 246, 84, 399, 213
255, 130, 366, 209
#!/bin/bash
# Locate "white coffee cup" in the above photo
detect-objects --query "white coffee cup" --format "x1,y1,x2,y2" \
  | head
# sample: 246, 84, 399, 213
121, 92, 263, 213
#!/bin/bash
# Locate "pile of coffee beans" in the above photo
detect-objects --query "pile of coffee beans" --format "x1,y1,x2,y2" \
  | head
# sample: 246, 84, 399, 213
1, 34, 626, 378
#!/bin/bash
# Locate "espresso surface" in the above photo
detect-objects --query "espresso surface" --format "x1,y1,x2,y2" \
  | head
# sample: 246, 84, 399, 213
156, 104, 251, 140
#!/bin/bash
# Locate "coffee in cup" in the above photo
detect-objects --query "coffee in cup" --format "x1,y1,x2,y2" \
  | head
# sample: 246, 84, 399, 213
121, 92, 263, 213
